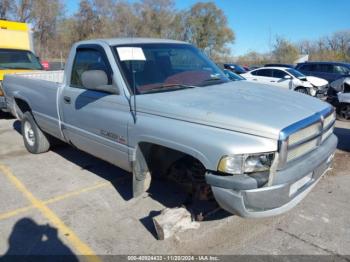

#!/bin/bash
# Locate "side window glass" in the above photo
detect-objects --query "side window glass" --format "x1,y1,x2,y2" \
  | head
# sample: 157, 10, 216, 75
333, 65, 349, 74
251, 70, 258, 76
71, 49, 111, 88
317, 64, 332, 73
301, 64, 319, 71
257, 69, 272, 77
273, 69, 287, 78
300, 64, 310, 71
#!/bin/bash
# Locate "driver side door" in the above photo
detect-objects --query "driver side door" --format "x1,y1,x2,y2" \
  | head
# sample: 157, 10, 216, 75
271, 69, 292, 89
61, 45, 132, 171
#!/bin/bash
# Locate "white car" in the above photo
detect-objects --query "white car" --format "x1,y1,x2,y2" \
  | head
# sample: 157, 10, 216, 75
241, 67, 328, 97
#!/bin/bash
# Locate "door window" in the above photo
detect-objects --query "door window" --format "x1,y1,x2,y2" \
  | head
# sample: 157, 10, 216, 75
255, 69, 273, 77
333, 65, 349, 74
272, 69, 288, 78
317, 64, 332, 73
299, 64, 316, 71
71, 49, 112, 88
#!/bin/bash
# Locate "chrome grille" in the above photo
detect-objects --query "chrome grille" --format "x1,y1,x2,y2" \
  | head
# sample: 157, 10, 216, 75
322, 124, 335, 142
287, 138, 319, 162
279, 108, 336, 168
288, 123, 321, 146
323, 113, 335, 130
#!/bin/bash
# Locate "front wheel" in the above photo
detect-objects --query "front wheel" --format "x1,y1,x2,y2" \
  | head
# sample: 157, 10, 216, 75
295, 87, 309, 95
337, 104, 350, 121
21, 112, 51, 154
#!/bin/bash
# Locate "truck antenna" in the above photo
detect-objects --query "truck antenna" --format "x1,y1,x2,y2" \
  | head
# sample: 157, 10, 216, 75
132, 61, 137, 123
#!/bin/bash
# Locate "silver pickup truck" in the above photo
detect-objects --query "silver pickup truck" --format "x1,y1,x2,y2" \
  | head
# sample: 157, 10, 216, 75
3, 38, 337, 218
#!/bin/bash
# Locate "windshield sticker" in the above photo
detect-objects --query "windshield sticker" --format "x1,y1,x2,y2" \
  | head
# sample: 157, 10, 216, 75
116, 47, 146, 61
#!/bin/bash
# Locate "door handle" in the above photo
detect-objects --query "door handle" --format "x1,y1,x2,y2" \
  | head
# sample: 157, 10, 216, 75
63, 96, 71, 104
270, 80, 276, 82
252, 78, 258, 81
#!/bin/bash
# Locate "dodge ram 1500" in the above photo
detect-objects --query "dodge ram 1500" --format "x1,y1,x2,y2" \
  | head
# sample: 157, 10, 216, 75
3, 38, 337, 217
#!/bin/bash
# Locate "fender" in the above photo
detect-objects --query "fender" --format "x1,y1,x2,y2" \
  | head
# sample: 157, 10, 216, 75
12, 94, 32, 119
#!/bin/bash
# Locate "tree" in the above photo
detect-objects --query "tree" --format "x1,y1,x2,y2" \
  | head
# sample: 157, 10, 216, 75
272, 36, 299, 63
30, 0, 64, 58
75, 0, 100, 40
134, 0, 176, 38
111, 1, 138, 37
16, 0, 32, 22
184, 2, 234, 59
0, 0, 14, 19
237, 51, 270, 66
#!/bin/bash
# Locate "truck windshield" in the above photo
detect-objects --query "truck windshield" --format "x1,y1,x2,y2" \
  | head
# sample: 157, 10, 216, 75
0, 49, 42, 70
113, 43, 229, 94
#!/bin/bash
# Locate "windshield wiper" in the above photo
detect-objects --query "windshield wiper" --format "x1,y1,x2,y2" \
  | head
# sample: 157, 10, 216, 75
141, 83, 196, 94
199, 77, 226, 86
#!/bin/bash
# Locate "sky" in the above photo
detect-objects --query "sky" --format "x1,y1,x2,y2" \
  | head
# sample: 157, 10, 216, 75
63, 0, 350, 56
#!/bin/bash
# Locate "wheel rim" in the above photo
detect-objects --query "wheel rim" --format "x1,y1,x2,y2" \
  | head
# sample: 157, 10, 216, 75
339, 105, 350, 120
24, 121, 35, 146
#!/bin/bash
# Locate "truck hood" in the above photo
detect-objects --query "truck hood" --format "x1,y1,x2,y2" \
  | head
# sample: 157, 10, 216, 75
136, 81, 330, 139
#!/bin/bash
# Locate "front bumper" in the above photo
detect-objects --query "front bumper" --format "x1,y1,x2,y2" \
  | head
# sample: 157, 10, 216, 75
315, 85, 329, 99
206, 134, 337, 218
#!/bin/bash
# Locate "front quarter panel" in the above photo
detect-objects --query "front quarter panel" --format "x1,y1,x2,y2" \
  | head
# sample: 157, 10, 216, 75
128, 112, 277, 171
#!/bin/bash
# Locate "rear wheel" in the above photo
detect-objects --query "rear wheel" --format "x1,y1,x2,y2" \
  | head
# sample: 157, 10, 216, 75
337, 104, 350, 121
295, 87, 309, 95
21, 112, 50, 154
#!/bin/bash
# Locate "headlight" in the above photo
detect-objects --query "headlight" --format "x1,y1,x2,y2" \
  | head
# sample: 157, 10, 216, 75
218, 153, 274, 175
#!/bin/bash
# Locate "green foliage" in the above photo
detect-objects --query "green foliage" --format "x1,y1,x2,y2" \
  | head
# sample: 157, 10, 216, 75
183, 2, 234, 58
0, 0, 235, 60
272, 36, 299, 64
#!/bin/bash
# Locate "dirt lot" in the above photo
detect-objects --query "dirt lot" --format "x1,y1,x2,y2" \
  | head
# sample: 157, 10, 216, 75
0, 115, 350, 260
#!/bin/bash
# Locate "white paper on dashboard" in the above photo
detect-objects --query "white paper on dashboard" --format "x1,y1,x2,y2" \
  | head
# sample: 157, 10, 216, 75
116, 47, 146, 61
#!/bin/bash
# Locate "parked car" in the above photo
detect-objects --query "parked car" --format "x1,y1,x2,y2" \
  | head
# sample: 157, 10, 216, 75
3, 38, 337, 218
40, 60, 50, 70
248, 65, 261, 71
223, 69, 245, 81
327, 77, 350, 121
223, 63, 247, 74
241, 67, 329, 97
296, 61, 350, 83
265, 63, 294, 68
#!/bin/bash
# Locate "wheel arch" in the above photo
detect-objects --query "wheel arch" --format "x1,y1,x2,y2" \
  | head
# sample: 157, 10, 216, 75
132, 139, 211, 198
13, 96, 32, 119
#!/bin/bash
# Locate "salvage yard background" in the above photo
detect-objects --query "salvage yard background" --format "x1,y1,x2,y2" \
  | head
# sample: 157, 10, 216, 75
0, 0, 349, 65
0, 113, 349, 257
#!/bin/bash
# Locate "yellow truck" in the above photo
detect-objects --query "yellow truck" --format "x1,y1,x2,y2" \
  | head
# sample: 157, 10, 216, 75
0, 20, 42, 112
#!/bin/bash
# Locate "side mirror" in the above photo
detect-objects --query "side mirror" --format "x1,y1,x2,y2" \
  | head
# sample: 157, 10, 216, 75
283, 75, 292, 79
81, 70, 119, 94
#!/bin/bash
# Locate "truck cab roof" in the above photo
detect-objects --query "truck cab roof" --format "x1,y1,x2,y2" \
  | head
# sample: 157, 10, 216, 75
75, 38, 189, 47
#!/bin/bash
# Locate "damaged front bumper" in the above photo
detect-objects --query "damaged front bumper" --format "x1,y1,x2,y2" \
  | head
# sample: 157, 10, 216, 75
206, 134, 337, 218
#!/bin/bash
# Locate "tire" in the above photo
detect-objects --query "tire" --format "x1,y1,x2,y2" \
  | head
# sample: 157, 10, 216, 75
21, 111, 50, 154
295, 87, 309, 95
337, 104, 350, 121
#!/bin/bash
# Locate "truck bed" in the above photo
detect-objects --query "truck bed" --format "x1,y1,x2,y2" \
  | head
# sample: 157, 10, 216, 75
13, 70, 64, 83
3, 71, 64, 140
